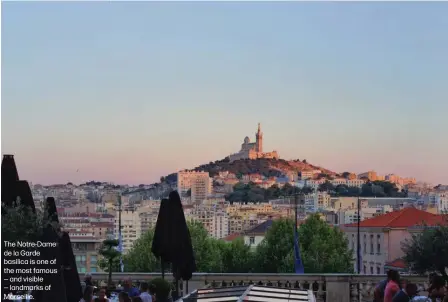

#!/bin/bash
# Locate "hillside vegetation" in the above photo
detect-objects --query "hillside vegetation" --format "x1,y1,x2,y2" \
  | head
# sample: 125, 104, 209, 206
163, 157, 337, 183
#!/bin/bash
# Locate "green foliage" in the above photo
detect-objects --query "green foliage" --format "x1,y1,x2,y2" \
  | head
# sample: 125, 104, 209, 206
297, 214, 354, 273
124, 229, 159, 272
221, 237, 253, 273
253, 219, 295, 273
318, 181, 335, 192
149, 278, 174, 300
226, 182, 314, 203
98, 239, 122, 286
187, 221, 224, 272
1, 198, 61, 243
359, 181, 407, 198
255, 216, 353, 274
125, 216, 353, 274
402, 217, 448, 280
316, 181, 407, 198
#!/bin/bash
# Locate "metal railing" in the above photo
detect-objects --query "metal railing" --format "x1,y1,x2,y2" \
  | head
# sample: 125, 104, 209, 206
85, 272, 429, 302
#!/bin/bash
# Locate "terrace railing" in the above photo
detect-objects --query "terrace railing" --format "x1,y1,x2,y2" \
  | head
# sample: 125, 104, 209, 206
87, 272, 429, 302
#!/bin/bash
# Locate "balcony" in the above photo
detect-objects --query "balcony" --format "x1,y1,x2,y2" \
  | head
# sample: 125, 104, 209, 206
87, 272, 429, 302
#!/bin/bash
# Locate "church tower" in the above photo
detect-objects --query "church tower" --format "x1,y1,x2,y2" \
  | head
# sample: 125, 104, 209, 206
255, 123, 263, 153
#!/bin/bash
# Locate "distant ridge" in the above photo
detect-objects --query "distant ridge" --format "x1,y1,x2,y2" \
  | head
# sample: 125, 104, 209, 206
162, 157, 337, 184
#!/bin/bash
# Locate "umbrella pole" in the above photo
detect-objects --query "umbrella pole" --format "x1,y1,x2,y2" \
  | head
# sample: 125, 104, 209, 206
161, 259, 164, 279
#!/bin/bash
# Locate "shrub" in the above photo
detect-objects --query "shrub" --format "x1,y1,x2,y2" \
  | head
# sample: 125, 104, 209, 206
149, 278, 173, 300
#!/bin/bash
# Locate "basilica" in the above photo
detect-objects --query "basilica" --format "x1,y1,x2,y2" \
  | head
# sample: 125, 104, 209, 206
229, 123, 280, 162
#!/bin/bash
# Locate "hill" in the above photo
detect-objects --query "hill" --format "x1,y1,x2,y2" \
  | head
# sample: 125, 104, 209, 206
163, 157, 338, 184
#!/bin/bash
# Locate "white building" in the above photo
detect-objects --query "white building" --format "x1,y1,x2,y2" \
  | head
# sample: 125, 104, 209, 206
304, 192, 331, 213
337, 205, 394, 225
211, 213, 230, 239
191, 173, 212, 204
188, 205, 229, 239
436, 191, 448, 213
114, 210, 143, 254
177, 171, 212, 201
243, 220, 273, 249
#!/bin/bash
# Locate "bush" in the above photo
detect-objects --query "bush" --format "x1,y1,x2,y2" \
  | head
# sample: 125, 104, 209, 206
149, 278, 173, 300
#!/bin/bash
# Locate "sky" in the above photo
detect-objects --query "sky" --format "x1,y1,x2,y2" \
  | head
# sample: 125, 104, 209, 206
2, 2, 447, 185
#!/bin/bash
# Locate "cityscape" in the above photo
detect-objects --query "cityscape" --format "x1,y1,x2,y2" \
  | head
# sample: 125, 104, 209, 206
20, 123, 448, 276
2, 2, 448, 302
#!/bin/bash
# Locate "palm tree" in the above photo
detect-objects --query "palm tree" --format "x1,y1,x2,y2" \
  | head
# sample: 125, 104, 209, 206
99, 239, 121, 287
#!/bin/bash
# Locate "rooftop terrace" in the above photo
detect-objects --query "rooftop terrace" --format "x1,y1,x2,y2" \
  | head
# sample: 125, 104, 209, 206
86, 272, 430, 302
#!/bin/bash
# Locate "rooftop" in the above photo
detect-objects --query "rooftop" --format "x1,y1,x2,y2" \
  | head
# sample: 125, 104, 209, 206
343, 207, 445, 228
244, 220, 274, 236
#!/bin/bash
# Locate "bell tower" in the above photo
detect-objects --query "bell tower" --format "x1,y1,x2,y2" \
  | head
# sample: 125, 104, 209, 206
255, 123, 263, 153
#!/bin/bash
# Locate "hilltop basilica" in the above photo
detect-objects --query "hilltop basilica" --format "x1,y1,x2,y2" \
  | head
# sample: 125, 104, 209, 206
229, 123, 279, 162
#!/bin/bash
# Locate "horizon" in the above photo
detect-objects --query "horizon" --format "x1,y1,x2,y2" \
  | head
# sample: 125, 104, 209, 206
2, 2, 447, 185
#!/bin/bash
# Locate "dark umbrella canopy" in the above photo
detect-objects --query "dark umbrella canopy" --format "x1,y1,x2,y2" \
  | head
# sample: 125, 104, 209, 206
151, 191, 196, 281
44, 197, 82, 302
151, 198, 172, 261
15, 180, 36, 213
1, 154, 20, 207
32, 225, 68, 302
60, 232, 82, 302
1, 155, 69, 302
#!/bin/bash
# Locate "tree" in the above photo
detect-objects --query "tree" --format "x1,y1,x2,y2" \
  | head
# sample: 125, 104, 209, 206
1, 198, 60, 243
98, 239, 121, 286
295, 214, 353, 273
402, 218, 448, 281
318, 181, 335, 192
124, 230, 159, 272
253, 219, 295, 273
342, 172, 351, 179
221, 237, 254, 273
187, 221, 223, 272
301, 186, 314, 195
254, 216, 354, 274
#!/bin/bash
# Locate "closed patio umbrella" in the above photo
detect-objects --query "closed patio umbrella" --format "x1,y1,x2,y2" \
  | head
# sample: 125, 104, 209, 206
151, 191, 196, 298
168, 191, 196, 281
45, 197, 82, 302
1, 154, 19, 207
152, 198, 171, 277
32, 224, 67, 302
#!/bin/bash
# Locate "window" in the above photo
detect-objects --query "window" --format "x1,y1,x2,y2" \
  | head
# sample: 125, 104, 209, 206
377, 267, 381, 274
370, 267, 374, 274
76, 255, 81, 262
90, 267, 97, 273
249, 236, 255, 244
370, 243, 374, 254
90, 256, 97, 264
363, 265, 366, 274
377, 243, 381, 254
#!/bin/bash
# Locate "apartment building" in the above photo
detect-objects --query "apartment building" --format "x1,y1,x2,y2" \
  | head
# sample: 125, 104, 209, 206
114, 210, 142, 254
71, 235, 102, 273
304, 192, 331, 213
357, 171, 378, 181
188, 205, 230, 239
436, 191, 448, 213
228, 214, 262, 234
340, 207, 444, 274
177, 171, 211, 197
211, 213, 230, 239
337, 205, 393, 225
332, 197, 415, 211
